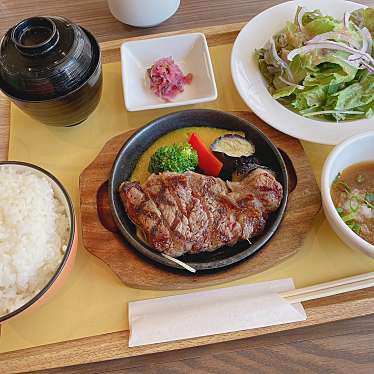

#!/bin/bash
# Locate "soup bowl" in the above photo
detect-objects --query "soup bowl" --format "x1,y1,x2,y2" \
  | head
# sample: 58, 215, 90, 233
321, 131, 374, 257
0, 16, 102, 127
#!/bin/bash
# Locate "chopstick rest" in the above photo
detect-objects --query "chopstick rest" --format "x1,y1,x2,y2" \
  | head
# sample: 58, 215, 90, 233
128, 278, 306, 347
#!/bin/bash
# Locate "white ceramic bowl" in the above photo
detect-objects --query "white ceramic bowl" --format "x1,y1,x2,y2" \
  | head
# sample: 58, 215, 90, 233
121, 33, 217, 111
231, 0, 371, 145
107, 0, 180, 28
0, 161, 78, 323
321, 131, 374, 258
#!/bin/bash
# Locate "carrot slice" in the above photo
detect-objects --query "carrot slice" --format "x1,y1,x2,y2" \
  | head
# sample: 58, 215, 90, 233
188, 133, 223, 177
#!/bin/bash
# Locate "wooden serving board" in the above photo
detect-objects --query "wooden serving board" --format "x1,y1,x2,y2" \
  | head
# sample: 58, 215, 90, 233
79, 111, 321, 290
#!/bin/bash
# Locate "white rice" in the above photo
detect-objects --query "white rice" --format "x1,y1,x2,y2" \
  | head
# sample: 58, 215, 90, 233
0, 165, 69, 316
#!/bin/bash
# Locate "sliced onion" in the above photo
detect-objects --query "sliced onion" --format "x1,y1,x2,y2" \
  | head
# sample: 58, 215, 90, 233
333, 53, 374, 71
288, 41, 374, 65
287, 44, 318, 61
344, 11, 351, 29
348, 53, 362, 61
336, 54, 374, 72
359, 28, 369, 53
351, 21, 360, 32
361, 60, 374, 74
313, 40, 372, 60
307, 31, 361, 49
270, 37, 294, 80
297, 6, 306, 31
278, 76, 304, 90
334, 54, 363, 69
360, 27, 372, 54
270, 37, 288, 70
304, 110, 364, 117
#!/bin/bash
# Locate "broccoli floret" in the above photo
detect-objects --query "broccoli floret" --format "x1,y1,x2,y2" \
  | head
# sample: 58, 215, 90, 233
149, 143, 198, 174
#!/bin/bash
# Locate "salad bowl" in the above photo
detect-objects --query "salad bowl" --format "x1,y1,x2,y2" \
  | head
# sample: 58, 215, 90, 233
231, 0, 372, 145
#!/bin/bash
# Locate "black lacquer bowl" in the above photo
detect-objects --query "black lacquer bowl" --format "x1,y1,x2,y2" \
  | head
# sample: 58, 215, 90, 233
0, 16, 102, 126
109, 109, 288, 272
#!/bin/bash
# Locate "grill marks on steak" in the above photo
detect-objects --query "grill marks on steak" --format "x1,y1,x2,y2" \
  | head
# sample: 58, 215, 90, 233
119, 169, 283, 258
189, 173, 242, 252
143, 174, 193, 255
160, 173, 208, 252
227, 169, 283, 212
120, 182, 174, 252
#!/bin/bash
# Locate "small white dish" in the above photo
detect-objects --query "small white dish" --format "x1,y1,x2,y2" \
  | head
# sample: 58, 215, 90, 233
321, 131, 374, 258
121, 33, 217, 111
231, 0, 370, 145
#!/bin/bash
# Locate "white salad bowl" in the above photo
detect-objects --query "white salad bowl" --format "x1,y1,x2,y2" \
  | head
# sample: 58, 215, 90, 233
231, 0, 371, 145
121, 33, 217, 111
321, 131, 374, 258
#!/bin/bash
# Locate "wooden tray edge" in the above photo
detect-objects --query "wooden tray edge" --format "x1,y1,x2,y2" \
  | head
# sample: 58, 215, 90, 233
2, 24, 374, 373
2, 287, 374, 372
101, 22, 245, 63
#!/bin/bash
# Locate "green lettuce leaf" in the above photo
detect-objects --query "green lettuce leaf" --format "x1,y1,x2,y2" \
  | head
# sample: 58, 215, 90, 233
288, 54, 316, 83
357, 101, 374, 119
351, 8, 374, 37
326, 73, 374, 114
302, 53, 358, 88
304, 15, 338, 35
282, 21, 305, 49
292, 86, 327, 111
329, 82, 366, 110
256, 50, 274, 85
301, 9, 323, 25
272, 85, 296, 99
303, 66, 348, 86
363, 8, 374, 35
359, 72, 374, 99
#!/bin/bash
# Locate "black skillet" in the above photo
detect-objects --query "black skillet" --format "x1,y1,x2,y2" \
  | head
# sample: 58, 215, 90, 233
109, 109, 288, 272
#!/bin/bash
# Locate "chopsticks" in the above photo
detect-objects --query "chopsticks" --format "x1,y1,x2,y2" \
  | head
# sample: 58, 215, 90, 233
281, 272, 374, 304
159, 253, 374, 300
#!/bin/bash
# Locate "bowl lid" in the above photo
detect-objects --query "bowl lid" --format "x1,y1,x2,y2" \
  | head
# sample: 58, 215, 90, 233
0, 16, 94, 101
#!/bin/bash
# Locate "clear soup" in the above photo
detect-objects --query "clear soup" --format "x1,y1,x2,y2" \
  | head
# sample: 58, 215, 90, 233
331, 161, 374, 246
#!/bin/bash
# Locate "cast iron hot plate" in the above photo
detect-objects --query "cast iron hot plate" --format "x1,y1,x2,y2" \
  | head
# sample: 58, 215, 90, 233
109, 109, 288, 272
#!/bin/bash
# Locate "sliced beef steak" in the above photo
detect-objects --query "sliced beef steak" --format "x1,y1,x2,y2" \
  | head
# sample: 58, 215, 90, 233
119, 169, 283, 257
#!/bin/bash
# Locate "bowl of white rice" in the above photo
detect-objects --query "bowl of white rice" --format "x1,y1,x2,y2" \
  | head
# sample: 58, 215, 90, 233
0, 161, 76, 322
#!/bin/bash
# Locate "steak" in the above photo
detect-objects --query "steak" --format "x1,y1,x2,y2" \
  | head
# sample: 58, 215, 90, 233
119, 169, 283, 257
